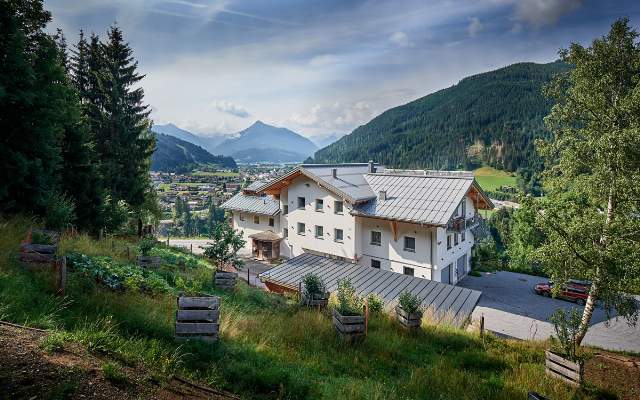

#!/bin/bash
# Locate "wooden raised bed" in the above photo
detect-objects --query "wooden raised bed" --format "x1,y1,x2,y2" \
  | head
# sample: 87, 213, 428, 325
332, 310, 365, 342
20, 229, 59, 266
544, 350, 584, 387
137, 256, 161, 268
175, 295, 220, 343
215, 271, 237, 290
302, 292, 330, 308
395, 306, 422, 329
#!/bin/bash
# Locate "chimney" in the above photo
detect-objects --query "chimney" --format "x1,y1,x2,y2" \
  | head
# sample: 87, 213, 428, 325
332, 168, 337, 178
378, 190, 386, 201
368, 160, 375, 173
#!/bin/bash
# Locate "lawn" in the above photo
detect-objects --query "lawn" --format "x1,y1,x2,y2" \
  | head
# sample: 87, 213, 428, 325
473, 167, 517, 192
0, 217, 615, 400
192, 170, 240, 177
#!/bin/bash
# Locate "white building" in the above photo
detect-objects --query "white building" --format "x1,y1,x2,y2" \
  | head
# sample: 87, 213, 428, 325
221, 162, 492, 285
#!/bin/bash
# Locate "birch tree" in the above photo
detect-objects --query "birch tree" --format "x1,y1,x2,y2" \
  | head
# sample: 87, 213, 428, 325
537, 18, 640, 345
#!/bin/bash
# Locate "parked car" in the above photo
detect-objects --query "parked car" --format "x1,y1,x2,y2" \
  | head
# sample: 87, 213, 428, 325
534, 279, 591, 305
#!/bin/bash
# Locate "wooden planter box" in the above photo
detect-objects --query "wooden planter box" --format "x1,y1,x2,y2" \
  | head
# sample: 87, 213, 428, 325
137, 256, 161, 268
175, 295, 220, 343
396, 306, 422, 329
302, 292, 330, 308
215, 271, 237, 290
20, 229, 59, 267
332, 309, 365, 342
544, 350, 584, 387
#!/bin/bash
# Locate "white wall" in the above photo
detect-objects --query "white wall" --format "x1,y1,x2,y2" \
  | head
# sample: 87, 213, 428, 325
232, 212, 280, 257
281, 176, 357, 260
358, 217, 434, 279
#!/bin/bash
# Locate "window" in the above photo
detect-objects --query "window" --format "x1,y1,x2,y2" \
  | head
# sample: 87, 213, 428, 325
370, 231, 382, 246
297, 222, 305, 235
403, 266, 414, 276
283, 204, 288, 215
334, 228, 344, 242
253, 215, 260, 224
268, 217, 274, 227
454, 233, 459, 246
447, 235, 452, 250
283, 228, 288, 238
334, 200, 344, 214
461, 230, 466, 242
315, 225, 324, 238
297, 197, 305, 209
315, 199, 323, 211
239, 213, 245, 221
404, 236, 416, 252
371, 259, 381, 269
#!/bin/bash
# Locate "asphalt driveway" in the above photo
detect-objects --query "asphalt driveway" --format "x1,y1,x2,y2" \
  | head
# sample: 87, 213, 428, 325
458, 271, 640, 353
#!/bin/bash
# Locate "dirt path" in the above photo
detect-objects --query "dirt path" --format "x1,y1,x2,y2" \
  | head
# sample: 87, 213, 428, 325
0, 322, 236, 400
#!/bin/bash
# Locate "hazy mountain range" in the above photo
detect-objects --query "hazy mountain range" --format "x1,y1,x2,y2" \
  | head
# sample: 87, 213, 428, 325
151, 132, 236, 172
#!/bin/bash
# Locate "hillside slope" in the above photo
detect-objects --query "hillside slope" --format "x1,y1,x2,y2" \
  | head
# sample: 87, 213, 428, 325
313, 61, 570, 171
152, 123, 227, 153
215, 121, 317, 162
151, 132, 237, 172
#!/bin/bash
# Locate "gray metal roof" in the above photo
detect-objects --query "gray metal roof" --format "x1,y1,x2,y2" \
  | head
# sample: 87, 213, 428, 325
302, 164, 380, 203
352, 173, 474, 226
220, 193, 280, 216
259, 253, 481, 326
244, 180, 267, 192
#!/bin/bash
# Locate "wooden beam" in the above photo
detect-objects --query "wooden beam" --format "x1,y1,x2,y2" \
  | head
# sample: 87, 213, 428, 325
390, 221, 398, 241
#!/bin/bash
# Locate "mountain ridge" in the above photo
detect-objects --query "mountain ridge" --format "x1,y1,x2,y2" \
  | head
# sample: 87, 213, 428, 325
151, 132, 236, 172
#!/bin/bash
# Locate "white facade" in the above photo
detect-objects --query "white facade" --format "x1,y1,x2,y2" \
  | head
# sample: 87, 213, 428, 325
228, 173, 480, 285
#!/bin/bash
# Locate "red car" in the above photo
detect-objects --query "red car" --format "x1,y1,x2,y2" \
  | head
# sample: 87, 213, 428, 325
534, 279, 591, 305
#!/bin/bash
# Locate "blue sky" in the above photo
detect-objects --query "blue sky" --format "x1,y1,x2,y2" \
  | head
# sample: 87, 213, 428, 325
46, 0, 640, 138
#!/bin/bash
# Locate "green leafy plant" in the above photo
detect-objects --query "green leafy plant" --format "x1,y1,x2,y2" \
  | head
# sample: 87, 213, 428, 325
39, 332, 66, 354
302, 273, 326, 297
335, 278, 363, 316
550, 308, 583, 361
398, 292, 422, 314
31, 230, 54, 245
102, 362, 127, 384
202, 223, 246, 271
366, 293, 384, 313
44, 192, 76, 231
138, 238, 157, 257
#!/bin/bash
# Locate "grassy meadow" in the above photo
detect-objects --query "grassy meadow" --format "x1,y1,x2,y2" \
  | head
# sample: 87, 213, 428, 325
473, 167, 517, 193
0, 217, 609, 399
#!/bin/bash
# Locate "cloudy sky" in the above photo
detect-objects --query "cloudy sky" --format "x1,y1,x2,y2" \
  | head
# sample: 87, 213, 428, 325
46, 0, 640, 138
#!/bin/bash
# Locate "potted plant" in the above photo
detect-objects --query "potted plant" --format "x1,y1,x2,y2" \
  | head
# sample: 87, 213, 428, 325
396, 292, 423, 329
545, 309, 585, 386
137, 238, 160, 268
301, 273, 329, 308
332, 279, 365, 341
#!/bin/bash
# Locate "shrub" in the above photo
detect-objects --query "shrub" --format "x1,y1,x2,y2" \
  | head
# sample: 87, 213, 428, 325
31, 230, 54, 245
302, 273, 326, 297
335, 278, 363, 316
44, 192, 75, 231
102, 362, 127, 384
398, 292, 422, 314
550, 308, 583, 361
469, 270, 482, 277
138, 238, 156, 257
366, 293, 384, 313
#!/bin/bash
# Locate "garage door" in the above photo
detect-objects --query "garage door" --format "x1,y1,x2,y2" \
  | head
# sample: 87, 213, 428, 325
441, 264, 451, 284
456, 255, 467, 280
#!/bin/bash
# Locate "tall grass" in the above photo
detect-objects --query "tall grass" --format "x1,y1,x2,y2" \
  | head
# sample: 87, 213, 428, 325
0, 216, 593, 399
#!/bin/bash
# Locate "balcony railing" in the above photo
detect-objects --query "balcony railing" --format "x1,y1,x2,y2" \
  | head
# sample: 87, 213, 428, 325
446, 214, 486, 234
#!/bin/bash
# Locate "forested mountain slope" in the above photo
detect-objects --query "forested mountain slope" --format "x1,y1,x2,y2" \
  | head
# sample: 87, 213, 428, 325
313, 61, 570, 171
151, 133, 236, 172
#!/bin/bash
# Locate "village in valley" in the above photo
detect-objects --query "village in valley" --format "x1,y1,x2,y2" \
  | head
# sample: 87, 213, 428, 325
2, 1, 640, 400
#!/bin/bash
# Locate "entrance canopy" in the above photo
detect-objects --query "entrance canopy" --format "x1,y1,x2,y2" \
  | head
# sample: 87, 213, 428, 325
249, 230, 282, 242
259, 253, 481, 326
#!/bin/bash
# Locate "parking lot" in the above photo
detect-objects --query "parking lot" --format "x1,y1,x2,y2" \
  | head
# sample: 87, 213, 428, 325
458, 271, 640, 353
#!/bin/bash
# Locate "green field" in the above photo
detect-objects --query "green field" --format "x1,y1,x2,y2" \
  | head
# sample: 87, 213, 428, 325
473, 167, 517, 192
192, 170, 240, 177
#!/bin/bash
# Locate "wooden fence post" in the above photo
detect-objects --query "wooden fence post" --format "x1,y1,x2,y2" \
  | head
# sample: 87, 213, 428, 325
247, 268, 250, 286
190, 243, 193, 254
364, 298, 369, 336
127, 246, 130, 259
480, 314, 485, 339
56, 256, 67, 296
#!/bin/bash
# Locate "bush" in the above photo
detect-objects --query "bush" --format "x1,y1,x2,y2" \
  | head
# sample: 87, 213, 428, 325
31, 230, 54, 245
138, 238, 156, 257
366, 293, 384, 313
469, 270, 482, 277
398, 292, 422, 314
302, 273, 325, 297
550, 308, 583, 361
43, 192, 75, 230
335, 278, 363, 316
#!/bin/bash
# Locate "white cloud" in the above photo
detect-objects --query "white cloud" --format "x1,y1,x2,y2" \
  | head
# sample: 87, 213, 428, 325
512, 0, 583, 27
211, 100, 250, 118
288, 101, 376, 131
467, 17, 484, 37
389, 31, 413, 48
309, 54, 339, 67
